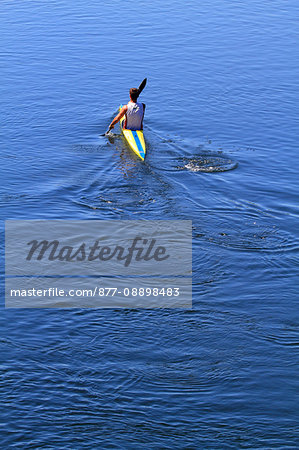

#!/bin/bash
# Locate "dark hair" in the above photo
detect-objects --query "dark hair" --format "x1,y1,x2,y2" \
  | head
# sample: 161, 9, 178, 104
130, 88, 139, 101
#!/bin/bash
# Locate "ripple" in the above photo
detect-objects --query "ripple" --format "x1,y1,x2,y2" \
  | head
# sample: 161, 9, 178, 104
208, 227, 294, 252
192, 208, 299, 254
177, 156, 238, 173
250, 324, 299, 348
265, 332, 299, 347
71, 143, 108, 154
73, 183, 172, 217
0, 192, 28, 204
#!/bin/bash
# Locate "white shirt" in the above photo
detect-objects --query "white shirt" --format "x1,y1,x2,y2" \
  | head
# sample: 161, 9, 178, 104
125, 101, 144, 130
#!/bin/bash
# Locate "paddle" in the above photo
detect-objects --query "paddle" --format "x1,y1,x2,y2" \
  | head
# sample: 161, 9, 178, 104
138, 78, 147, 95
101, 78, 147, 136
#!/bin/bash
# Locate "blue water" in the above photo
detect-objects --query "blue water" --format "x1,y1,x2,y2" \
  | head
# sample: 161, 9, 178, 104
1, 0, 299, 447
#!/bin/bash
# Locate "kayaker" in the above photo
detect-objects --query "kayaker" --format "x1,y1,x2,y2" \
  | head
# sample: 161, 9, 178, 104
108, 88, 145, 131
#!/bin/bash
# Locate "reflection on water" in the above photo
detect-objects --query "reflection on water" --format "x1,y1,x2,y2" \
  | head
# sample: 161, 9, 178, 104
115, 141, 141, 179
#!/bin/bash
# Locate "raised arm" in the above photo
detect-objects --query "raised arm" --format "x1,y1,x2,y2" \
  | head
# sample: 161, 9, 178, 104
109, 105, 127, 130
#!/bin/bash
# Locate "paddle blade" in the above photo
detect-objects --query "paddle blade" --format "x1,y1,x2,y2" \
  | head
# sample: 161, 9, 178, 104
138, 78, 147, 94
100, 129, 111, 136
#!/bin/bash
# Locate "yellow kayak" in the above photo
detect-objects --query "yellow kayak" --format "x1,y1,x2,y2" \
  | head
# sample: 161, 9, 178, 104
119, 105, 146, 160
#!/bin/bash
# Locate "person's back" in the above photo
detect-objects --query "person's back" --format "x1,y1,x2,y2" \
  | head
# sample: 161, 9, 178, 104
108, 86, 146, 132
125, 101, 144, 130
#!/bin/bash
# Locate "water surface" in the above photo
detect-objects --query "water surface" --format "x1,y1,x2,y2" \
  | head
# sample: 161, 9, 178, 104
1, 0, 299, 447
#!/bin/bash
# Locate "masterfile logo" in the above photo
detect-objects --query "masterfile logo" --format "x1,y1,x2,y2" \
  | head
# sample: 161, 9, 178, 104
5, 220, 191, 276
26, 237, 170, 267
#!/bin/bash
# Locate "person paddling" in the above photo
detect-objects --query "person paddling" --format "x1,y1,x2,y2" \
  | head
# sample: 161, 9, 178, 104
108, 87, 146, 132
